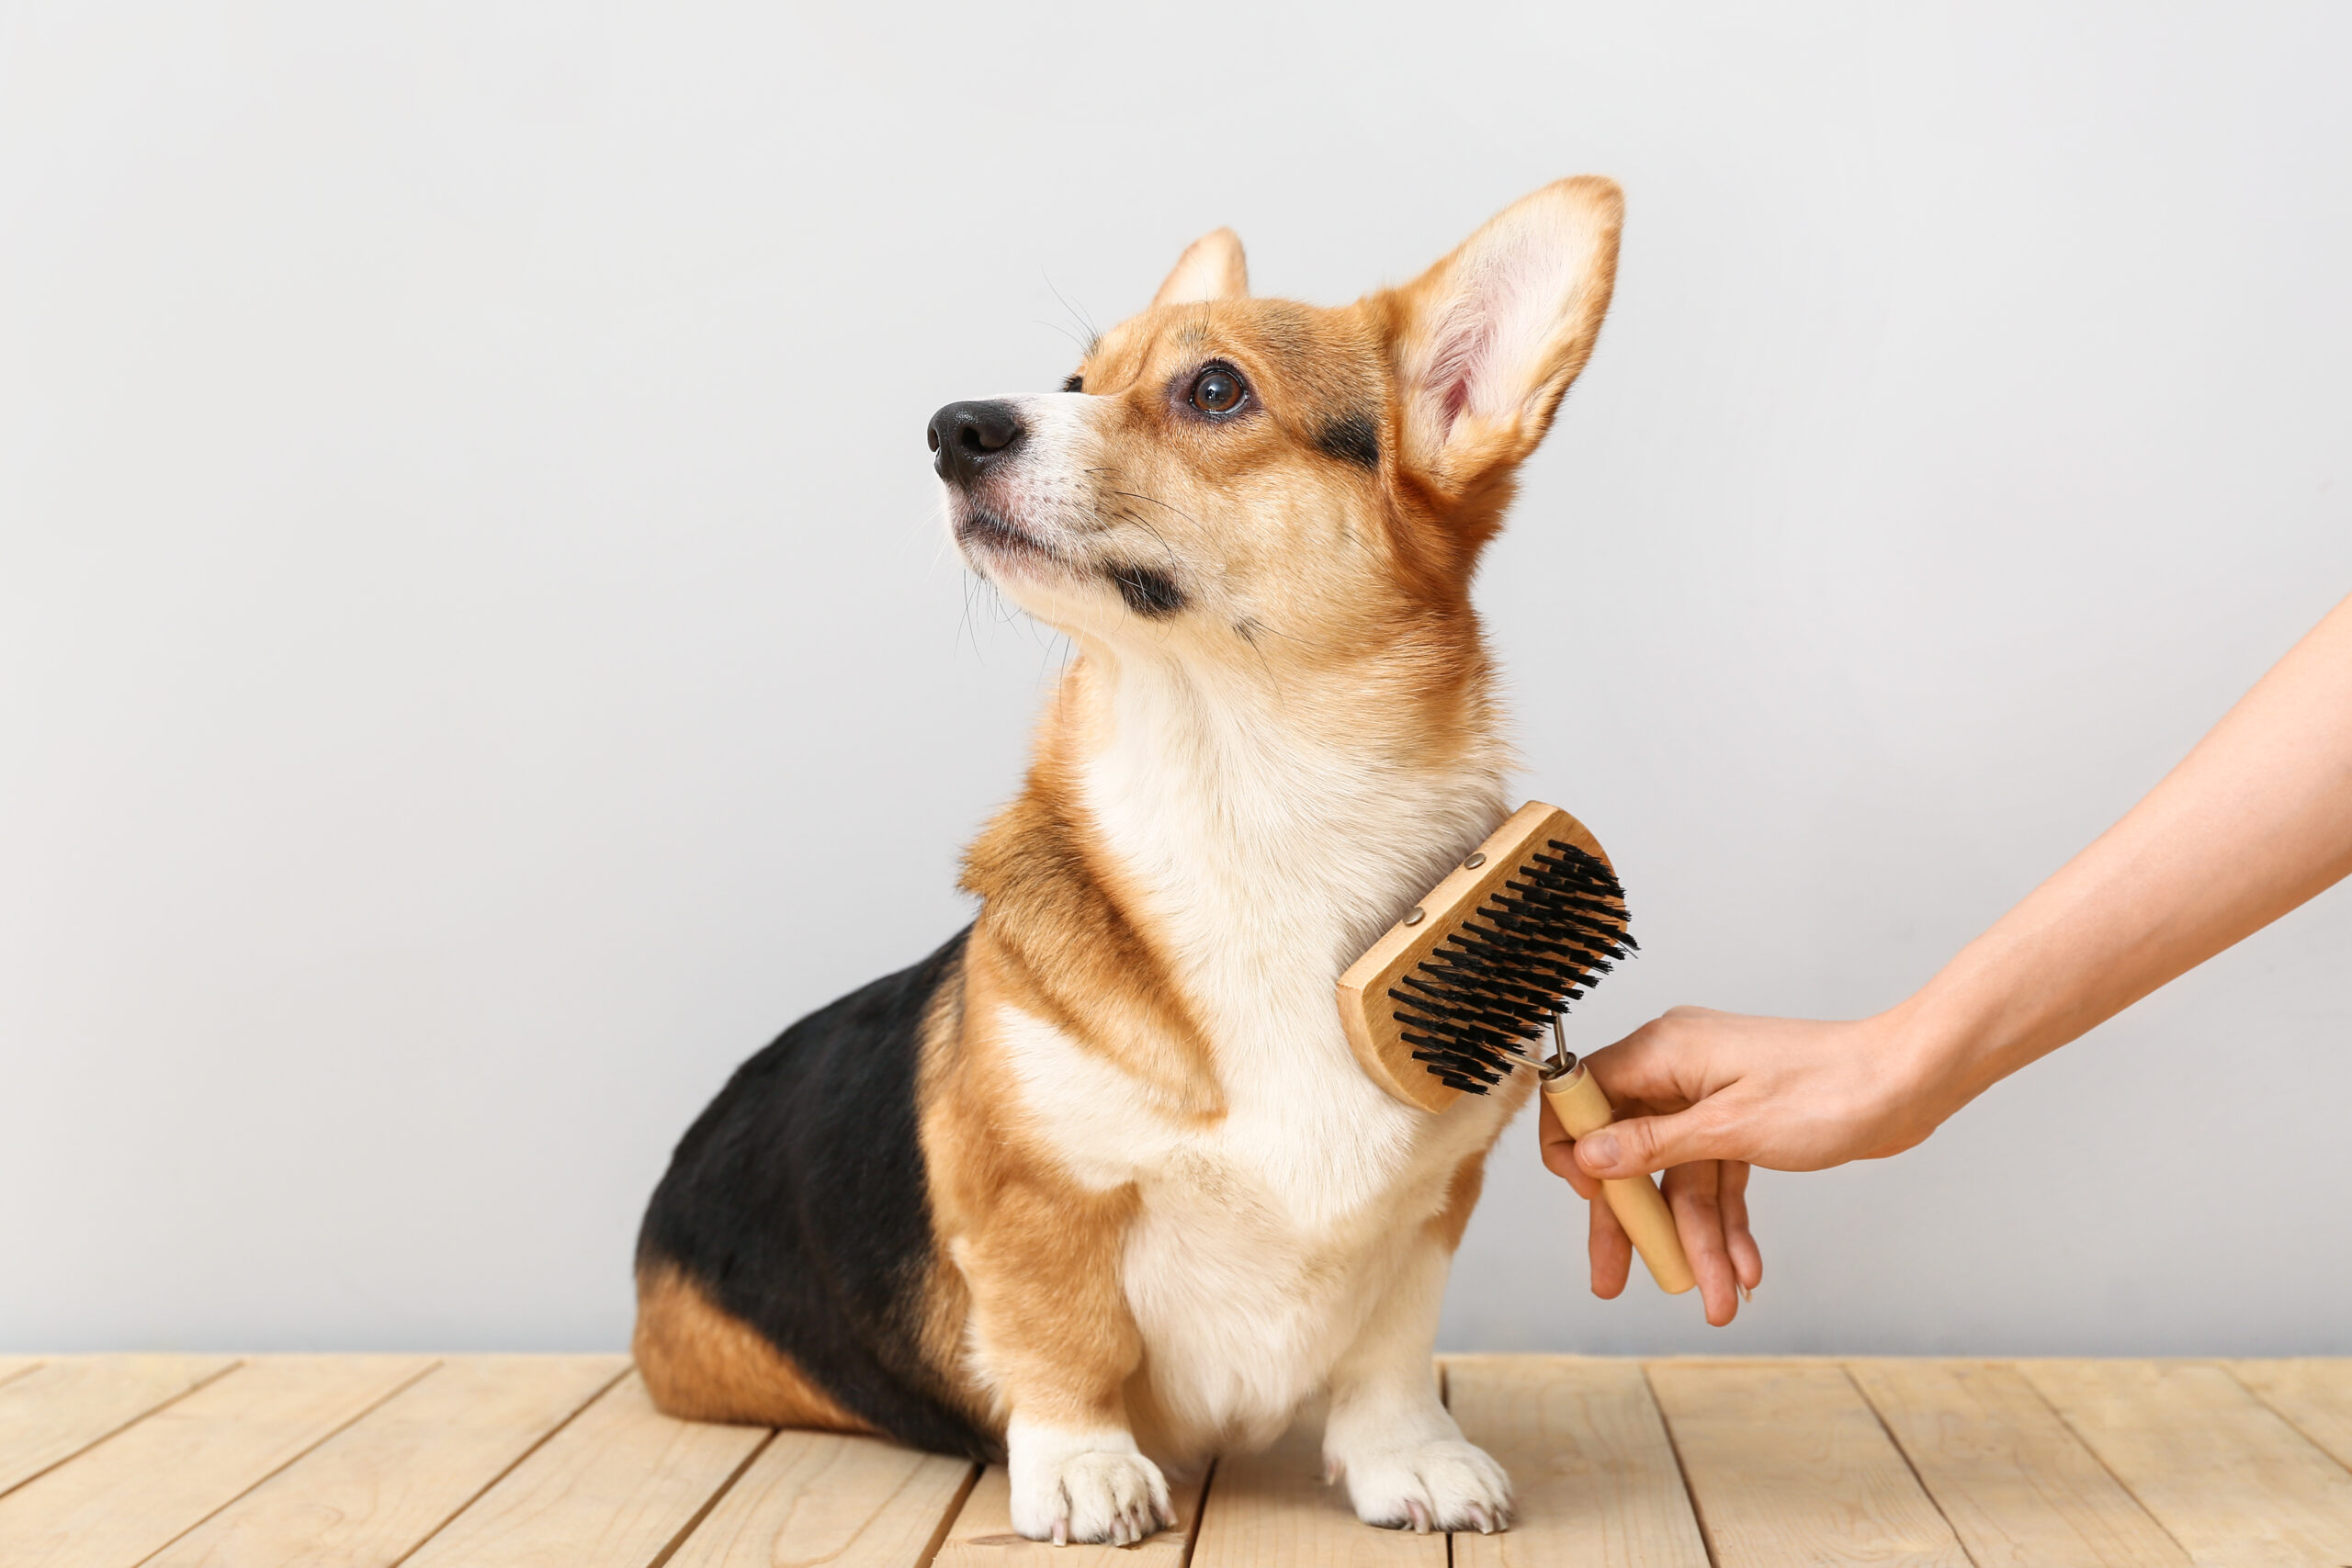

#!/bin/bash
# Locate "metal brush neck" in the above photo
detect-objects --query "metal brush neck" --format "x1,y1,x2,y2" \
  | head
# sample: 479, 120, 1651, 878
1542, 1013, 1578, 1081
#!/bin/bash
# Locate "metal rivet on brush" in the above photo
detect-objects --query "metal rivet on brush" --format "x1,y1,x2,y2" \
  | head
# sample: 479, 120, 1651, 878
1464, 852, 1487, 869
1402, 907, 1426, 926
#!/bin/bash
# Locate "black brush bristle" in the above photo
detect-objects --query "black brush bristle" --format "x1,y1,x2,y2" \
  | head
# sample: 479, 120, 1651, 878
1389, 839, 1635, 1095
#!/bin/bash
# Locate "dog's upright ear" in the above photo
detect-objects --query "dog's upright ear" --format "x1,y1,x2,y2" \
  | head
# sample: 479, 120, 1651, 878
1152, 228, 1249, 308
1388, 177, 1623, 499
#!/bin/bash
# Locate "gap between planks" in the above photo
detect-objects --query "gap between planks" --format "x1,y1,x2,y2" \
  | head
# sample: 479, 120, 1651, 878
394, 1371, 768, 1568
1448, 1355, 1707, 1568
1647, 1359, 1969, 1567
0, 1355, 242, 1501
667, 1430, 979, 1568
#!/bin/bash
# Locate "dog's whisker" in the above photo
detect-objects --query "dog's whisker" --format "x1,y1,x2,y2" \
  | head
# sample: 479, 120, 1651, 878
1040, 269, 1100, 355
1105, 488, 1199, 525
1032, 317, 1094, 356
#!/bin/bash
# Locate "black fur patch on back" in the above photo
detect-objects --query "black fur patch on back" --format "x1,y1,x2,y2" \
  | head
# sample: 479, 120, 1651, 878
1112, 564, 1186, 617
636, 928, 993, 1461
1314, 412, 1380, 469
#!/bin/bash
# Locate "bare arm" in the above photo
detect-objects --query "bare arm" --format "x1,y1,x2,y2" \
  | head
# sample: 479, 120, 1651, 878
1544, 592, 2352, 1322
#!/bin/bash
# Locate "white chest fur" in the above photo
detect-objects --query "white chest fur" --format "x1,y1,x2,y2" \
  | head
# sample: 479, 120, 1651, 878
992, 657, 1516, 1452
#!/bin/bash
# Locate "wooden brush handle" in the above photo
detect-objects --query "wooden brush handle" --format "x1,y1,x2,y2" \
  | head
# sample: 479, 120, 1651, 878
1543, 1063, 1697, 1296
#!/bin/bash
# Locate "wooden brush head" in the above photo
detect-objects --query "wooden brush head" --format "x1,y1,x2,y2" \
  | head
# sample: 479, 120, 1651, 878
1337, 801, 1630, 1113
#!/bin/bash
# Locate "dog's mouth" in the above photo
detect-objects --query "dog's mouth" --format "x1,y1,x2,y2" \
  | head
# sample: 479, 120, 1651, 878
954, 504, 1067, 573
952, 500, 1188, 620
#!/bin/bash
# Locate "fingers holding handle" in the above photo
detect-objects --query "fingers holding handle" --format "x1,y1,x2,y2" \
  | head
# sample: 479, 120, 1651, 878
1542, 1063, 1698, 1295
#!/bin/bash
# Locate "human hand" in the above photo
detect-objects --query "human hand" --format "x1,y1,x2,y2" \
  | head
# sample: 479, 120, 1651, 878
1539, 1092, 1760, 1325
1536, 1005, 1971, 1324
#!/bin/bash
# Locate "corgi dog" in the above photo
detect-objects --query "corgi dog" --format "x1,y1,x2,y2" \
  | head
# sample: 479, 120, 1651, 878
634, 177, 1623, 1544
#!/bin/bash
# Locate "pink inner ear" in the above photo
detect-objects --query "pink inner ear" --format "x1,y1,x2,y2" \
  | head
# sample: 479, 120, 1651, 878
1425, 301, 1492, 438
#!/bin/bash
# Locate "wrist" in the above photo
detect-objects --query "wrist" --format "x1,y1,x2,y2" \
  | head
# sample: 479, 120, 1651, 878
1871, 987, 2002, 1132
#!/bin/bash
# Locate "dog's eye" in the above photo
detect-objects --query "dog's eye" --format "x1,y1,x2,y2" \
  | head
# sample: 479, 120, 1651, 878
1189, 366, 1246, 415
1061, 373, 1084, 393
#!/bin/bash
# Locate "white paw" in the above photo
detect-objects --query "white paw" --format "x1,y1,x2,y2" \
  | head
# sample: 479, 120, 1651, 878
1330, 1437, 1513, 1534
1007, 1419, 1175, 1546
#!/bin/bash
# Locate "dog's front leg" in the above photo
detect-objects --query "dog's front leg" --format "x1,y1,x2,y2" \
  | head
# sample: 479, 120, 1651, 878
1321, 1223, 1512, 1534
960, 1178, 1173, 1546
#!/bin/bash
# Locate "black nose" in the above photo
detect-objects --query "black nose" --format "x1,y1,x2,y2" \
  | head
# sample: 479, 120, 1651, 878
927, 400, 1026, 486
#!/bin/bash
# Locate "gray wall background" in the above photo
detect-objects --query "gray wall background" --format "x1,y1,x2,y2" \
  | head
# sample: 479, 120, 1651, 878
5, 3, 2347, 1357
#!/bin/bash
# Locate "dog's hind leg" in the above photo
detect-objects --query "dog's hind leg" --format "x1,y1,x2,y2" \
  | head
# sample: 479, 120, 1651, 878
632, 1264, 873, 1431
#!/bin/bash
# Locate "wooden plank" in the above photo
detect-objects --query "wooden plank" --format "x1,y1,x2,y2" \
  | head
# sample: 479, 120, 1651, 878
2231, 1359, 2352, 1473
1646, 1361, 1970, 1567
1850, 1359, 2188, 1566
399, 1371, 769, 1568
0, 1354, 430, 1568
0, 1355, 237, 1497
1189, 1418, 1443, 1568
144, 1355, 627, 1568
2024, 1359, 2352, 1567
671, 1430, 973, 1568
1445, 1355, 1708, 1568
934, 1461, 1204, 1568
0, 1359, 43, 1389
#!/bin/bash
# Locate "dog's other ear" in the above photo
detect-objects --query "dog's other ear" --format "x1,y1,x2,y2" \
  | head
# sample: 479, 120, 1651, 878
1389, 177, 1623, 497
1151, 228, 1249, 308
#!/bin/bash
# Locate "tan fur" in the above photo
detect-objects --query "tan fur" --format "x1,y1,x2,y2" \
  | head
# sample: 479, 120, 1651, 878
956, 694, 1226, 1122
633, 1264, 874, 1430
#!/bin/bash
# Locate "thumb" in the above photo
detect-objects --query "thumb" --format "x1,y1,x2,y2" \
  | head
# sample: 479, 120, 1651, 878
1573, 1105, 1732, 1179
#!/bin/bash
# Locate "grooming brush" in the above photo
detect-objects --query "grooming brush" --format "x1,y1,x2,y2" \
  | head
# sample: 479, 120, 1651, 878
1337, 802, 1697, 1296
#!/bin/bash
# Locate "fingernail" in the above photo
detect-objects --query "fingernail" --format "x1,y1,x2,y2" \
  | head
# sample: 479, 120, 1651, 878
1580, 1133, 1620, 1168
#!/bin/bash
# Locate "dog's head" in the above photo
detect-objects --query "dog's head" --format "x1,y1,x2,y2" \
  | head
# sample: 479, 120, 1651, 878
932, 178, 1623, 670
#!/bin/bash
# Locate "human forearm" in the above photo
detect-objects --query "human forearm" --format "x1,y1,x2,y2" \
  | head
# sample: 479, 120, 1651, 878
1563, 592, 2352, 1183
1902, 591, 2352, 1104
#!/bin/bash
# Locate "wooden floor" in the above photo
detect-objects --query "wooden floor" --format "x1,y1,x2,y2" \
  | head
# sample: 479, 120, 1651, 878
3, 1357, 2351, 1567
